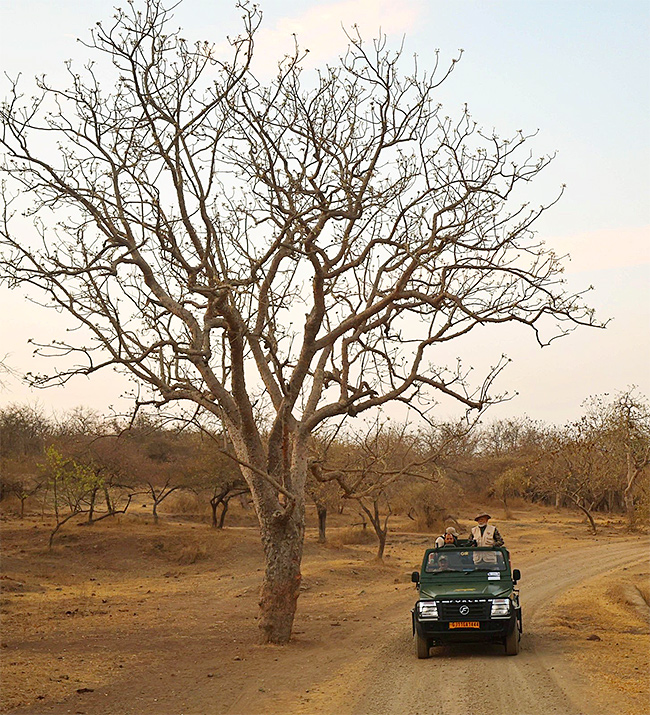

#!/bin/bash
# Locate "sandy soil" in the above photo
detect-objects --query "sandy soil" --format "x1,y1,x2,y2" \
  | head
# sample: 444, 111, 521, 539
1, 506, 648, 715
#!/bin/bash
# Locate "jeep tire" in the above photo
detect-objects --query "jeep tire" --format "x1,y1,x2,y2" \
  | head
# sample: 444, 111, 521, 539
416, 632, 430, 659
504, 624, 520, 655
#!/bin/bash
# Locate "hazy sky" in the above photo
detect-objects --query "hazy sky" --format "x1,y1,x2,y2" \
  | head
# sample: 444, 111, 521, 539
0, 0, 648, 425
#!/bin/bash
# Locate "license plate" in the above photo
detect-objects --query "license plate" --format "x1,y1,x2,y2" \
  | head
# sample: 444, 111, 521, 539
449, 621, 480, 629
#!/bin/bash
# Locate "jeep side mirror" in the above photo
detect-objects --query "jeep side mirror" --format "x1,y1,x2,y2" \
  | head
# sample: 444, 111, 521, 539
411, 571, 420, 584
512, 568, 521, 582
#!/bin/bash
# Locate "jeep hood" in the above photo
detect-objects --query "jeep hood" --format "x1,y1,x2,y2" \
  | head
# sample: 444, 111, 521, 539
419, 580, 513, 599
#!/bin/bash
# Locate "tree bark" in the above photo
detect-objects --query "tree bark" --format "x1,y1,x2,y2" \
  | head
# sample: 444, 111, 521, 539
258, 510, 305, 644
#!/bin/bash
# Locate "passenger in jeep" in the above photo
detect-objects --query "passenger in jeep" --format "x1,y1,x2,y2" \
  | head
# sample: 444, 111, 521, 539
434, 526, 459, 548
437, 556, 451, 570
427, 552, 464, 572
468, 511, 504, 547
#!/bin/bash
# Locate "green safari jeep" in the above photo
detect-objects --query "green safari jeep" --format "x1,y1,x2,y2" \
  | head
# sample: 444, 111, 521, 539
411, 546, 522, 658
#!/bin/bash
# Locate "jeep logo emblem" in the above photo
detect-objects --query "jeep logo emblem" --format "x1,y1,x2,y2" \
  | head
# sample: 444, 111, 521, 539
459, 605, 470, 616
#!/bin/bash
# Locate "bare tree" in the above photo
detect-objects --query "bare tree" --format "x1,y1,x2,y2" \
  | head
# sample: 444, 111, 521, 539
312, 420, 435, 559
306, 466, 341, 543
0, 1, 598, 642
582, 390, 650, 526
530, 421, 619, 533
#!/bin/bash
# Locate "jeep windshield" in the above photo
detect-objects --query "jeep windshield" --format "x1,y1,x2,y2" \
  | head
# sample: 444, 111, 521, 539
424, 549, 507, 574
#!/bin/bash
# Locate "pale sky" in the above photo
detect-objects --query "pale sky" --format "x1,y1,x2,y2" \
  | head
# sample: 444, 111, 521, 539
0, 0, 648, 425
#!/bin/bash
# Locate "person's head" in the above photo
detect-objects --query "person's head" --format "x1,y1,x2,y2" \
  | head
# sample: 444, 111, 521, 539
444, 532, 456, 544
438, 556, 449, 569
475, 512, 491, 526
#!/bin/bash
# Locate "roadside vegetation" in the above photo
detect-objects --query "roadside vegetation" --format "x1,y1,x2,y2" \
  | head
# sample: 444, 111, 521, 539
2, 387, 648, 552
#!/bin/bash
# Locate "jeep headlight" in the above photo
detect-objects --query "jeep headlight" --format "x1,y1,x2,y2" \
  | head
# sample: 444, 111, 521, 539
490, 599, 511, 617
418, 601, 439, 619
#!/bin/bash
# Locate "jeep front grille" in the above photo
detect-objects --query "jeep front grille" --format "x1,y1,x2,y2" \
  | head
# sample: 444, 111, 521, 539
438, 599, 490, 620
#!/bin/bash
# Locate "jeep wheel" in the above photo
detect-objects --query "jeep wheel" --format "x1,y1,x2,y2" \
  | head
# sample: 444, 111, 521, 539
416, 632, 430, 659
505, 625, 520, 655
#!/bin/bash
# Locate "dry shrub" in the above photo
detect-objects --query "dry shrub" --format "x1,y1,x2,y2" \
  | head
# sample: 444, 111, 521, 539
168, 491, 204, 517
329, 526, 376, 546
148, 534, 209, 564
0, 495, 21, 516
393, 479, 463, 533
177, 543, 207, 565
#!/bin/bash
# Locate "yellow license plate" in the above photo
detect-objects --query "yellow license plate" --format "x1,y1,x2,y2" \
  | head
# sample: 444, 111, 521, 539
449, 621, 480, 629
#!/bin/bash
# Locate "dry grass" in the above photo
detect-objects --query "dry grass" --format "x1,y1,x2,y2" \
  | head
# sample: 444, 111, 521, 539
0, 503, 647, 715
544, 564, 650, 715
327, 526, 377, 547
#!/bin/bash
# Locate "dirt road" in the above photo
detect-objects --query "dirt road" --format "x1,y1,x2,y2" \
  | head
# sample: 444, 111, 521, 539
2, 517, 648, 715
301, 541, 648, 715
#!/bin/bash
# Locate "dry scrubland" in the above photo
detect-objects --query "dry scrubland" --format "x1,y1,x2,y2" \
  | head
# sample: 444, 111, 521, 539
0, 500, 648, 715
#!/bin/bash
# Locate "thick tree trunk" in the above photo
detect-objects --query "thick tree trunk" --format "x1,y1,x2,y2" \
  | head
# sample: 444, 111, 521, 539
258, 510, 305, 644
226, 421, 308, 644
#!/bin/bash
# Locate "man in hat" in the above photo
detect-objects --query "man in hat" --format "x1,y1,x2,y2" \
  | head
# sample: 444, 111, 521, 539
469, 511, 504, 547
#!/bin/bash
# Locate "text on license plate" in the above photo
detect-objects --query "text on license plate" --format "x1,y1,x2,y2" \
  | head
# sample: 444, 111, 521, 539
449, 621, 480, 629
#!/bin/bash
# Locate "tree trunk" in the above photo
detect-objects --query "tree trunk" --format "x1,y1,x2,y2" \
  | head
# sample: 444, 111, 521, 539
87, 487, 97, 523
103, 487, 113, 513
623, 460, 639, 526
573, 498, 597, 534
227, 423, 307, 644
258, 510, 305, 644
376, 529, 387, 560
210, 497, 219, 528
218, 499, 229, 528
623, 487, 636, 525
317, 504, 327, 543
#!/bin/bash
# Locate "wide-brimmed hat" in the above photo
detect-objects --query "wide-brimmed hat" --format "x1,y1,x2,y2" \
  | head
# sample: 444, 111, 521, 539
445, 527, 458, 536
474, 511, 491, 521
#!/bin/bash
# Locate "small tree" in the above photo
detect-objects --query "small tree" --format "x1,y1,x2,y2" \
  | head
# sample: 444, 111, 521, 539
41, 446, 104, 546
491, 466, 530, 518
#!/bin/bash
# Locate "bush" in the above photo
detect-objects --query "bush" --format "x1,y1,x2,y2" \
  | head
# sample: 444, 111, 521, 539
329, 526, 376, 546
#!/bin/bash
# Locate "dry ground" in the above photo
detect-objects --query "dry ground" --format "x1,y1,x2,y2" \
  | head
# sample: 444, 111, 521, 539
0, 503, 648, 715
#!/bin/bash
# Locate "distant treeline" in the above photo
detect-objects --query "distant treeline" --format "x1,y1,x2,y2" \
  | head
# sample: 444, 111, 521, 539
1, 388, 648, 551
